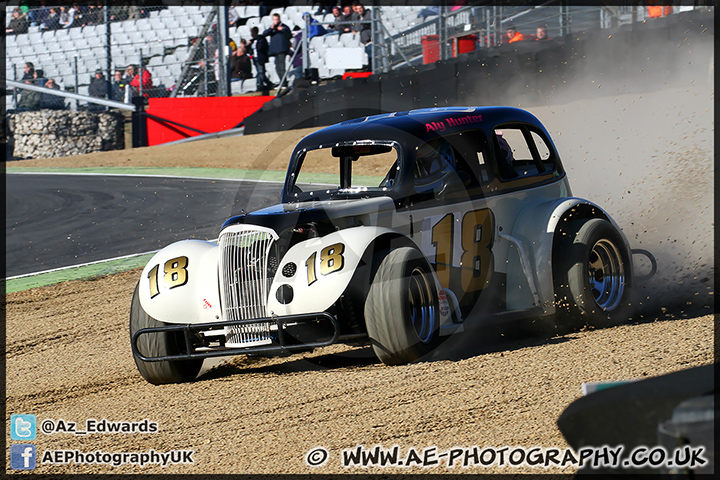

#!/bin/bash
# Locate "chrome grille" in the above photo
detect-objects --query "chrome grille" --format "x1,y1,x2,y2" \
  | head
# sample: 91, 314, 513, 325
218, 225, 279, 347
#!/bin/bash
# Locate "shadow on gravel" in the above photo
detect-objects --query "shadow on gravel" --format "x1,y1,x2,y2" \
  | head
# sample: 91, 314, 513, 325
196, 306, 705, 382
197, 346, 379, 380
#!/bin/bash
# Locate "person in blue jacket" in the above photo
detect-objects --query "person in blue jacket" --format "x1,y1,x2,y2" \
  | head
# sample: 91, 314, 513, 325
263, 13, 292, 85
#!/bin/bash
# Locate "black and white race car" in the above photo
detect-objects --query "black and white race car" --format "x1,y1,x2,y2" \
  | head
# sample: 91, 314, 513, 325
131, 106, 637, 384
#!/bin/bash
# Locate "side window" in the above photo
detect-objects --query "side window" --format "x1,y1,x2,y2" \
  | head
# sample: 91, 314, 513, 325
493, 125, 555, 180
530, 130, 556, 173
443, 130, 492, 186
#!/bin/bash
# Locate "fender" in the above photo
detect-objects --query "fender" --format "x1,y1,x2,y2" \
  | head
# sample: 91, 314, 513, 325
267, 226, 452, 329
267, 226, 398, 316
138, 240, 221, 325
504, 197, 633, 310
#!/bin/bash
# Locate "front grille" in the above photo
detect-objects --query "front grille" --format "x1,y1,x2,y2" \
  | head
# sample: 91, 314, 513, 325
218, 225, 279, 347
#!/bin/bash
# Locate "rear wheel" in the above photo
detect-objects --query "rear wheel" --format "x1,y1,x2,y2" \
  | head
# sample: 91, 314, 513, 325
129, 283, 203, 384
554, 219, 632, 330
364, 247, 440, 365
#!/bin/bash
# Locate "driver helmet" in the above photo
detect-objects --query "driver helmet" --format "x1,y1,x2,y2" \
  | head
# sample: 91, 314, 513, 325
415, 138, 454, 179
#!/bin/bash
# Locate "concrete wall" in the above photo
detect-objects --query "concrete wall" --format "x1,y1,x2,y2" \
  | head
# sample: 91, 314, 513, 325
243, 9, 713, 134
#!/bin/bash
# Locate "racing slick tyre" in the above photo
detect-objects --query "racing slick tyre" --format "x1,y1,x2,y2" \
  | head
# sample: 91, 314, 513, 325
129, 283, 203, 385
364, 247, 440, 365
554, 218, 632, 330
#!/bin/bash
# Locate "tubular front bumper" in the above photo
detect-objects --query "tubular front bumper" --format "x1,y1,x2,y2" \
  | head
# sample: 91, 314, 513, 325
131, 312, 341, 362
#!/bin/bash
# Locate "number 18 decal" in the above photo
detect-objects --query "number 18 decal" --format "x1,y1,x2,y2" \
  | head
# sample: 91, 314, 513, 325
306, 243, 344, 285
430, 208, 494, 293
148, 256, 189, 298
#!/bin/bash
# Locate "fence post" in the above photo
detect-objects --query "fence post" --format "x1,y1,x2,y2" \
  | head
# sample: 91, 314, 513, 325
105, 2, 112, 101
302, 15, 309, 75
74, 56, 79, 110
217, 3, 231, 97
131, 96, 147, 147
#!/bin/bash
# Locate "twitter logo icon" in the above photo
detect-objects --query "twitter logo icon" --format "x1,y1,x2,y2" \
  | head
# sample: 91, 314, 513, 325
11, 414, 37, 440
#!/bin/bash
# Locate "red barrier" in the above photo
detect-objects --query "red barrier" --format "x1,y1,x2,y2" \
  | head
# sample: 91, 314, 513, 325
145, 96, 274, 146
342, 72, 372, 80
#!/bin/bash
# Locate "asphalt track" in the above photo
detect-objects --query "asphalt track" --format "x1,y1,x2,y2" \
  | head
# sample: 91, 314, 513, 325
5, 173, 283, 277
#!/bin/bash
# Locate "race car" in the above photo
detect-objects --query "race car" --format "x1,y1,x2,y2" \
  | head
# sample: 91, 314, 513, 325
130, 106, 636, 384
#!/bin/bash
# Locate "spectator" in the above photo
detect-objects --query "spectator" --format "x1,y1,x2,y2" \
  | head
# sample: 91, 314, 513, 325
22, 62, 36, 81
111, 70, 125, 101
326, 6, 345, 34
418, 0, 441, 20
60, 6, 75, 29
88, 70, 108, 112
230, 42, 252, 81
33, 68, 46, 86
39, 78, 66, 110
7, 8, 29, 35
41, 8, 62, 31
351, 1, 371, 45
314, 2, 335, 16
15, 80, 42, 112
109, 5, 129, 22
228, 1, 240, 27
289, 26, 304, 85
263, 13, 292, 85
126, 64, 153, 97
29, 1, 51, 28
82, 3, 103, 26
302, 12, 327, 39
505, 26, 526, 43
535, 26, 549, 41
249, 26, 272, 93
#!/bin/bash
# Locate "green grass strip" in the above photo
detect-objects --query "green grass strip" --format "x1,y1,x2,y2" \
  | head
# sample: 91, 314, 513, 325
5, 166, 289, 182
4, 253, 156, 294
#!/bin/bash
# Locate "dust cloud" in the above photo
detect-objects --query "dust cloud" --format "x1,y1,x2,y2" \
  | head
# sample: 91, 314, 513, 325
526, 40, 714, 316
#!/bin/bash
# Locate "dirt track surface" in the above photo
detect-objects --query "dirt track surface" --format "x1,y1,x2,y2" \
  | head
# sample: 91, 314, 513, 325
5, 76, 714, 473
5, 269, 714, 474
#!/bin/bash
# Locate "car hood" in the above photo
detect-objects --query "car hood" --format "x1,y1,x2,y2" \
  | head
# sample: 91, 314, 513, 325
221, 196, 395, 234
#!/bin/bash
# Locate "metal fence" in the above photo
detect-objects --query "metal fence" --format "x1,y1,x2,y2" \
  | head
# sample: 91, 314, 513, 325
5, 2, 712, 111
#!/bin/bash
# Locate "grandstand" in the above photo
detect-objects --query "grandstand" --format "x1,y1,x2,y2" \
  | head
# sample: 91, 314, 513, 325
5, 3, 702, 111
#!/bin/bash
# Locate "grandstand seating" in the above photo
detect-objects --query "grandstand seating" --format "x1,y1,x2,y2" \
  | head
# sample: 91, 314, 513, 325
5, 4, 435, 105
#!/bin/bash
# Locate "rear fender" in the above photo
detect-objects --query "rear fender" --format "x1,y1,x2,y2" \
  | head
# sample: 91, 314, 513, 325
138, 240, 221, 325
505, 198, 632, 310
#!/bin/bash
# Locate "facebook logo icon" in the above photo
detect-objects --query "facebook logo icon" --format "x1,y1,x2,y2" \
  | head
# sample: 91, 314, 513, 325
10, 414, 37, 440
11, 444, 37, 470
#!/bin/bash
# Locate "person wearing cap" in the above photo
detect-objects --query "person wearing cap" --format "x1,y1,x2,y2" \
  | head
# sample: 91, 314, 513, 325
88, 69, 109, 112
39, 78, 66, 110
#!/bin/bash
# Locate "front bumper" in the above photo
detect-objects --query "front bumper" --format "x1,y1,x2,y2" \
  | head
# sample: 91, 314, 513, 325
132, 312, 346, 362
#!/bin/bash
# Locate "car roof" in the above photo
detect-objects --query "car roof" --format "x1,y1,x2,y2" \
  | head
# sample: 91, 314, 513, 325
293, 106, 547, 151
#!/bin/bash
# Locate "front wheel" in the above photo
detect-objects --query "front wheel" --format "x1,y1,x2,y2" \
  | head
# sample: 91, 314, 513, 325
364, 247, 440, 365
129, 283, 203, 385
554, 218, 632, 329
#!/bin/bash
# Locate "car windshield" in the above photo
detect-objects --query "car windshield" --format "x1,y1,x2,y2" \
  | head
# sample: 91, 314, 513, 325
288, 142, 400, 200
